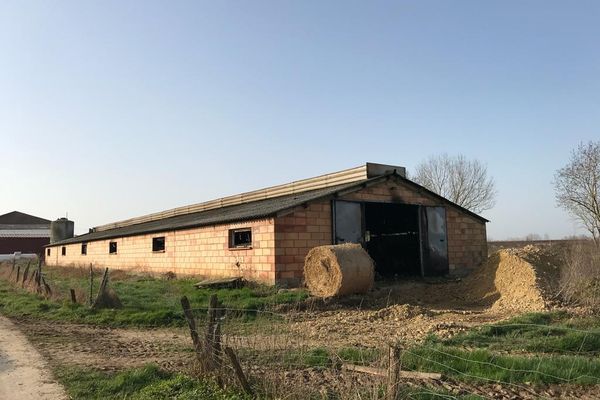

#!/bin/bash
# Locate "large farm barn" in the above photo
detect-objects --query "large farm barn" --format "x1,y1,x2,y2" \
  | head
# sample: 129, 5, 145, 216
0, 211, 51, 256
45, 163, 488, 286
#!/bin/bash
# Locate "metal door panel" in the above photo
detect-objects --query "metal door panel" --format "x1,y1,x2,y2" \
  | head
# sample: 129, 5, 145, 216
420, 206, 449, 276
333, 201, 362, 244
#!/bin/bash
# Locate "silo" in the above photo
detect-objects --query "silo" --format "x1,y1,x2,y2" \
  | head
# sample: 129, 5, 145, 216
50, 218, 75, 244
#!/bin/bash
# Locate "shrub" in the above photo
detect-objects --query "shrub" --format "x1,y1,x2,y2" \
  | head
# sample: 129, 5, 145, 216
560, 242, 600, 307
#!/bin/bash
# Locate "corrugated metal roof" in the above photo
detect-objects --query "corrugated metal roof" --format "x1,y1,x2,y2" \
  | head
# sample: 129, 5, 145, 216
0, 211, 51, 225
48, 178, 374, 246
0, 229, 50, 238
47, 173, 489, 247
0, 224, 51, 230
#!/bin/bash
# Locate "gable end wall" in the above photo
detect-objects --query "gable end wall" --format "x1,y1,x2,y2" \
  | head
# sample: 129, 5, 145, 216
274, 178, 487, 286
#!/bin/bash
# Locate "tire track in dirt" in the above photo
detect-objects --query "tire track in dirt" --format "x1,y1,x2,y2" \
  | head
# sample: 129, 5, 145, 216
11, 319, 194, 373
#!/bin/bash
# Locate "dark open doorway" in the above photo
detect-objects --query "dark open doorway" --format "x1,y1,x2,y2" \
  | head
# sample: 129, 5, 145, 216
332, 200, 449, 278
364, 203, 421, 278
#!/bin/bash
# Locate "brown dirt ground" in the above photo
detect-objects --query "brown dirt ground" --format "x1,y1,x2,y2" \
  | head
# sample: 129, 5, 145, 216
7, 245, 600, 399
12, 319, 193, 373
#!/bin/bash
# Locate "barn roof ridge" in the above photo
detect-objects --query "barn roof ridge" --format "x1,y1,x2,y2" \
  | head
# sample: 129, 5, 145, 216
0, 211, 51, 225
48, 172, 488, 247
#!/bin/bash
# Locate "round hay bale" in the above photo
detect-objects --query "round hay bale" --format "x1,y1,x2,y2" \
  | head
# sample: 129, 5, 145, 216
304, 243, 374, 298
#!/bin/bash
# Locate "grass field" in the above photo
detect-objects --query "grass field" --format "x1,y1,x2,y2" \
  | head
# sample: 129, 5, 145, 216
55, 364, 249, 400
3, 261, 600, 397
0, 263, 307, 327
55, 363, 485, 400
402, 312, 600, 385
233, 311, 600, 387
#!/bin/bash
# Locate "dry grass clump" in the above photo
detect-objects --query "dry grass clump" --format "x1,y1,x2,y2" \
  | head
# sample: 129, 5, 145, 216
559, 242, 600, 307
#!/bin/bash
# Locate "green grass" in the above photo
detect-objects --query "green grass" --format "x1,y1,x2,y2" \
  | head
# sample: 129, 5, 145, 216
0, 267, 308, 327
402, 344, 600, 385
236, 346, 382, 371
433, 311, 600, 356
398, 388, 484, 400
336, 346, 381, 365
407, 311, 600, 385
55, 364, 248, 400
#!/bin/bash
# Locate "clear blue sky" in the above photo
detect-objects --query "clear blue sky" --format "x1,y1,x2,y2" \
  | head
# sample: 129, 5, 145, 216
1, 1, 598, 239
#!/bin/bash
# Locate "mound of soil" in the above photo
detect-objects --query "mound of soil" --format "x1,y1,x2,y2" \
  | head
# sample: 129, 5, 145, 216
460, 250, 546, 312
365, 304, 432, 322
505, 244, 563, 305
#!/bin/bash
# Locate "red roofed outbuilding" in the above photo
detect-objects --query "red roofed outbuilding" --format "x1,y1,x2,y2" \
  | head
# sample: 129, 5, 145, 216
0, 211, 51, 256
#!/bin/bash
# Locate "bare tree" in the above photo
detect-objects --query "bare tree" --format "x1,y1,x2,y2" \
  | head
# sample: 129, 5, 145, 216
412, 154, 496, 213
554, 141, 600, 246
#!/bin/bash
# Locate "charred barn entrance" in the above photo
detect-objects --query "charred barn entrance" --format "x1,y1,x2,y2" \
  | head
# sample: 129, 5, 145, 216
333, 200, 449, 278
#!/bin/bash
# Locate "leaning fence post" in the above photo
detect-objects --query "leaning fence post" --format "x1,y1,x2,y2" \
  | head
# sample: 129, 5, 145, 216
91, 268, 109, 308
387, 345, 402, 400
41, 276, 52, 296
36, 257, 43, 293
224, 346, 254, 396
89, 264, 94, 306
205, 294, 221, 371
21, 261, 31, 287
180, 296, 203, 360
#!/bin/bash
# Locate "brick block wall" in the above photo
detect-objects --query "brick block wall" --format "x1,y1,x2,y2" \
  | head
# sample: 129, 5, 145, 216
274, 201, 332, 286
45, 219, 276, 284
340, 179, 487, 273
45, 177, 487, 287
446, 208, 488, 273
273, 177, 487, 285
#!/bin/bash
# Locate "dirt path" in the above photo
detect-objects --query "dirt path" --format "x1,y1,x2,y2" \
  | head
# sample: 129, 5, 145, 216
11, 318, 193, 373
0, 316, 67, 400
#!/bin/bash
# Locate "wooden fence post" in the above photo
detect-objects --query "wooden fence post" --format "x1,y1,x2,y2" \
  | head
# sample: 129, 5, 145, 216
42, 276, 52, 296
15, 265, 21, 283
180, 296, 203, 361
91, 268, 109, 308
21, 261, 31, 287
224, 346, 254, 396
387, 345, 402, 400
70, 288, 77, 304
89, 264, 94, 306
181, 295, 224, 377
36, 257, 43, 293
204, 294, 221, 372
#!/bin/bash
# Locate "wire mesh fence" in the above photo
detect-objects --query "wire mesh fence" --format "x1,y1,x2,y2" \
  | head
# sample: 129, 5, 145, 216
180, 295, 600, 399
2, 259, 600, 399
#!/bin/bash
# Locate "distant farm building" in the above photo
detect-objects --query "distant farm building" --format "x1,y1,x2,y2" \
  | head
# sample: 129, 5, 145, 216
0, 211, 51, 256
45, 163, 488, 286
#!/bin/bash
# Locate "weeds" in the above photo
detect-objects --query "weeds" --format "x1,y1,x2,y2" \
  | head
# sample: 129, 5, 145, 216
402, 344, 600, 385
560, 242, 600, 307
55, 364, 248, 400
412, 312, 600, 386
435, 311, 600, 355
0, 263, 307, 327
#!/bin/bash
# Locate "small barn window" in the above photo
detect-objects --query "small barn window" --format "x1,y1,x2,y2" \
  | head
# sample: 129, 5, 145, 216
229, 228, 252, 248
152, 237, 165, 252
81, 243, 87, 255
47, 248, 51, 256
61, 246, 66, 256
109, 241, 117, 254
